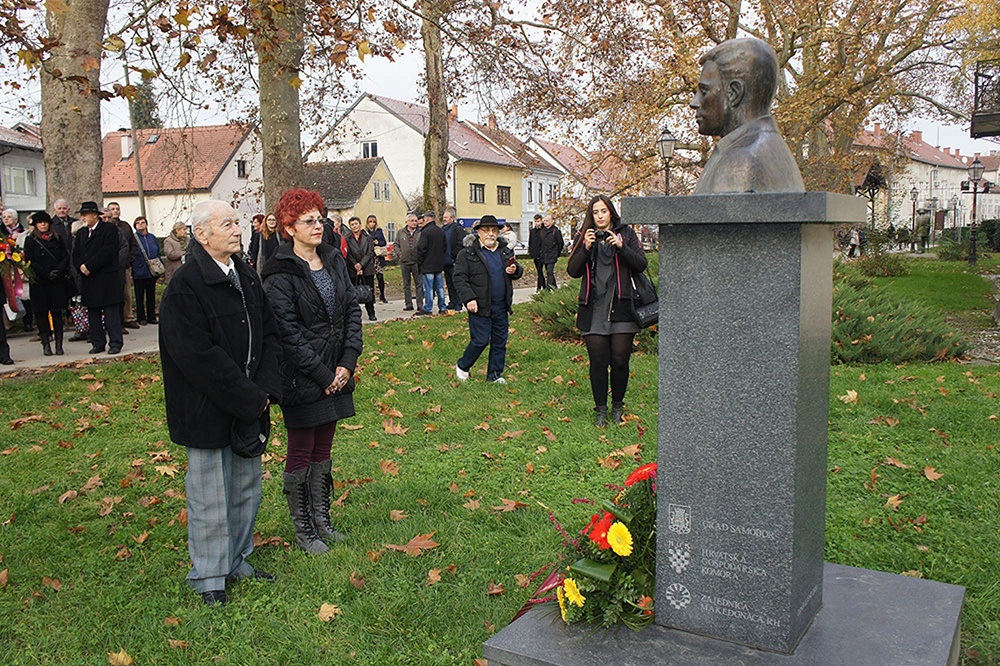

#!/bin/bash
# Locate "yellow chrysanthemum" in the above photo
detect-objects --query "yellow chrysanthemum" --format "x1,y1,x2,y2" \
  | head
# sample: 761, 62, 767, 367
608, 521, 633, 557
556, 586, 568, 621
10, 253, 21, 263
563, 577, 586, 607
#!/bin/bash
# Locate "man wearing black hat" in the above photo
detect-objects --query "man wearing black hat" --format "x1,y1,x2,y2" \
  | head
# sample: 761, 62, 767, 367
71, 201, 125, 354
453, 215, 523, 383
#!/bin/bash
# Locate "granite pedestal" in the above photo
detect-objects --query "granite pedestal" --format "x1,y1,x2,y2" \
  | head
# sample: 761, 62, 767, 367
483, 563, 964, 666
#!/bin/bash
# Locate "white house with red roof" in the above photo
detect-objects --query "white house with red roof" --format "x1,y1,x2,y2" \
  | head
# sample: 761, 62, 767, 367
101, 124, 262, 242
0, 123, 46, 221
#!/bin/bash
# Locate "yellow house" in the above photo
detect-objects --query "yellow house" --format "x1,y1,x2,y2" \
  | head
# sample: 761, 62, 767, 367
452, 160, 523, 226
304, 158, 409, 241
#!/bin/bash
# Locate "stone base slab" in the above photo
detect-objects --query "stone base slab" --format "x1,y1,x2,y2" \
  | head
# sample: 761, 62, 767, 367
483, 563, 964, 666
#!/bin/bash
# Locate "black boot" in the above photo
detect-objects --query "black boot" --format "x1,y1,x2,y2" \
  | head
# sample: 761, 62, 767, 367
594, 405, 608, 428
611, 402, 625, 425
54, 330, 64, 355
282, 468, 329, 555
308, 460, 346, 544
41, 335, 53, 356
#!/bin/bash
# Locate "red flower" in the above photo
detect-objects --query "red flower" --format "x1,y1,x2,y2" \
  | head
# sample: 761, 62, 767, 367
625, 463, 657, 487
587, 511, 614, 550
580, 513, 601, 536
637, 595, 653, 615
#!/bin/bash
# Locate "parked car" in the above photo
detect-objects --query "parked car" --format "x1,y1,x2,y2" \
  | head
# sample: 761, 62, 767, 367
512, 241, 530, 257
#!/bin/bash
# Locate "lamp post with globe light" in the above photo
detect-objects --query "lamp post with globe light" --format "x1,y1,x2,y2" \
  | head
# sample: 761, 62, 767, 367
657, 126, 677, 196
969, 157, 984, 266
910, 187, 918, 252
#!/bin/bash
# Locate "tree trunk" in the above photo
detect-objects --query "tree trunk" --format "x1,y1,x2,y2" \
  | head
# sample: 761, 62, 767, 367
421, 0, 449, 216
40, 0, 111, 211
253, 0, 305, 211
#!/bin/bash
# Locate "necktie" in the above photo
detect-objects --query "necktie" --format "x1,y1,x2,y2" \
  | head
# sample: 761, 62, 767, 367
228, 268, 243, 295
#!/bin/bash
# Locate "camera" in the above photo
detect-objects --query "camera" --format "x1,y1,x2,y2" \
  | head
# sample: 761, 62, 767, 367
595, 230, 610, 241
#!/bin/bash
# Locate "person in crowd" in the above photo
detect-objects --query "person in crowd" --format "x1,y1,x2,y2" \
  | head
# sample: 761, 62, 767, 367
72, 202, 125, 355
395, 211, 423, 310
454, 214, 523, 384
501, 222, 518, 249
566, 195, 647, 427
1, 208, 23, 239
132, 216, 161, 325
528, 213, 545, 292
163, 221, 188, 284
159, 200, 282, 607
441, 207, 466, 311
846, 226, 861, 258
107, 202, 140, 330
253, 213, 281, 276
50, 198, 75, 254
2, 208, 31, 331
321, 211, 349, 257
416, 210, 447, 315
538, 214, 564, 290
345, 215, 377, 321
246, 214, 265, 271
262, 189, 362, 555
365, 215, 389, 303
22, 211, 70, 355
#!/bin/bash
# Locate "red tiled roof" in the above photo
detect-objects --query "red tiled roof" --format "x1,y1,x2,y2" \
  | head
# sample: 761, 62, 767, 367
855, 127, 968, 169
462, 121, 556, 173
0, 125, 42, 152
365, 94, 524, 169
532, 137, 617, 192
972, 153, 1000, 174
102, 125, 250, 195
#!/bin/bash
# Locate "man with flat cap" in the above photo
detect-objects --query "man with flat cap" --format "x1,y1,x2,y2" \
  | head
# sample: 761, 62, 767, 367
453, 215, 523, 384
690, 37, 805, 195
72, 201, 125, 355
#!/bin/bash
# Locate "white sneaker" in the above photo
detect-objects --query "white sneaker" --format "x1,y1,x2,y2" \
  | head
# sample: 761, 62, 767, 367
456, 364, 469, 381
489, 376, 506, 384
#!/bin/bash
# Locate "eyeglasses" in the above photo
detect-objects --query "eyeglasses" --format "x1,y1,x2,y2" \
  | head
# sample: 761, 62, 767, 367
295, 218, 323, 227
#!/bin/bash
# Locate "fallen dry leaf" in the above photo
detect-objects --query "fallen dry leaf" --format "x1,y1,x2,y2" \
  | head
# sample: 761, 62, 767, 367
463, 499, 480, 511
884, 457, 910, 469
58, 490, 78, 504
155, 464, 180, 477
492, 498, 529, 513
0, 569, 8, 587
389, 509, 409, 522
317, 603, 343, 622
426, 568, 442, 586
385, 532, 440, 557
42, 576, 61, 591
132, 531, 149, 544
164, 616, 181, 627
486, 580, 505, 595
379, 459, 400, 476
339, 424, 364, 431
382, 420, 409, 436
378, 403, 403, 418
515, 573, 531, 588
885, 494, 904, 511
167, 639, 189, 649
9, 414, 45, 430
838, 390, 859, 404
108, 650, 133, 665
923, 466, 943, 482
81, 475, 103, 492
349, 571, 366, 590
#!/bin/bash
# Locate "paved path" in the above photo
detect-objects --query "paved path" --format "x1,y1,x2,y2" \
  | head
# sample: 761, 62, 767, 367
3, 286, 541, 372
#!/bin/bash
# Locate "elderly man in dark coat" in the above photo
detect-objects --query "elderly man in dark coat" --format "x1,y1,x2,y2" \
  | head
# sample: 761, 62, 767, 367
158, 200, 282, 606
71, 201, 125, 354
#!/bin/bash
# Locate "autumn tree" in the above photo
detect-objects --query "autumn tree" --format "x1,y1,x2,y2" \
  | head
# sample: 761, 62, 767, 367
420, 0, 450, 216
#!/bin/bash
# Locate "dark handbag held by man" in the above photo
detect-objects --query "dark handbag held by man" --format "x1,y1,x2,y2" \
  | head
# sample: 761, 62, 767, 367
353, 275, 374, 305
631, 271, 659, 329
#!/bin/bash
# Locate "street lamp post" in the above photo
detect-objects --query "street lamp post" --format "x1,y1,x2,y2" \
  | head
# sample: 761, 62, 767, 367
910, 187, 918, 252
952, 194, 959, 232
969, 157, 984, 267
657, 126, 677, 196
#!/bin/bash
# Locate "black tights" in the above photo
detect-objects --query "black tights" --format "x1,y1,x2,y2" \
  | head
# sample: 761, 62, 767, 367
585, 332, 635, 407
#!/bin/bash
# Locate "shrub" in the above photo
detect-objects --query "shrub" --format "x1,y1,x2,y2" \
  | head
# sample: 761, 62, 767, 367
831, 278, 968, 363
936, 237, 969, 262
527, 284, 657, 354
855, 252, 909, 277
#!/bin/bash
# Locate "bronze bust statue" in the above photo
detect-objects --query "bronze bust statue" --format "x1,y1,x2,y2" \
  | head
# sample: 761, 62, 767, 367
690, 37, 805, 194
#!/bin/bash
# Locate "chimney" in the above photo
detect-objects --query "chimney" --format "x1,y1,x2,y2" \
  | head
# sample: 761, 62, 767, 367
448, 105, 458, 120
911, 130, 922, 143
120, 133, 133, 160
873, 123, 881, 137
487, 115, 498, 131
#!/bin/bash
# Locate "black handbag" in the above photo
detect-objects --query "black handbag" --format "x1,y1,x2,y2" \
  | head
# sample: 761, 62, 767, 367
631, 271, 659, 328
354, 276, 374, 305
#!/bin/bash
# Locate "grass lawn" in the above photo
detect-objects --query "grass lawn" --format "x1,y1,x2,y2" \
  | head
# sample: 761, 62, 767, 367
1, 256, 997, 664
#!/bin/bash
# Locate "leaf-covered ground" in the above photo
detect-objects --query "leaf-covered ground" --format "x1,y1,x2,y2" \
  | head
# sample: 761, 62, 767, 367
0, 303, 997, 664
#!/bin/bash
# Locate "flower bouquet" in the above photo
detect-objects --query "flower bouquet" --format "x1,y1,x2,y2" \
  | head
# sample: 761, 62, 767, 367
0, 236, 31, 317
553, 462, 657, 630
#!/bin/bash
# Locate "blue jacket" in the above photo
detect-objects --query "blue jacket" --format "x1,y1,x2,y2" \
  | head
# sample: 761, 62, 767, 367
132, 232, 162, 279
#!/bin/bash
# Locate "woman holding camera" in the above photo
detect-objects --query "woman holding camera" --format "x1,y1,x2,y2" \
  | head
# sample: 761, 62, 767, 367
566, 195, 647, 427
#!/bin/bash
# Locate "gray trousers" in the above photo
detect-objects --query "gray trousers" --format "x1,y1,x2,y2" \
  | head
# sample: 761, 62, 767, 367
401, 262, 423, 308
184, 446, 261, 592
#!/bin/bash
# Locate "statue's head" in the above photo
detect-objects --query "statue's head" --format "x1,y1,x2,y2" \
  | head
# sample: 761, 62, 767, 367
690, 38, 779, 138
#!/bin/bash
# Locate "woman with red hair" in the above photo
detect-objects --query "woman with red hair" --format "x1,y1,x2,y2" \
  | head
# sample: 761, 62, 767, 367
261, 188, 363, 555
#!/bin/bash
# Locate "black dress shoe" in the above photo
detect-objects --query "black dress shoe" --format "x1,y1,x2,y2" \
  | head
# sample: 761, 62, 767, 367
124, 321, 141, 329
403, 306, 413, 311
88, 346, 105, 354
0, 357, 14, 365
200, 590, 228, 606
368, 315, 377, 321
147, 318, 157, 324
122, 328, 129, 335
108, 346, 122, 355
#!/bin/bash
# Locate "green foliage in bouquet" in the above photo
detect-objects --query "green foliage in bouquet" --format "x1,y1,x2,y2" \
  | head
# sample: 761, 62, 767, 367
555, 463, 658, 630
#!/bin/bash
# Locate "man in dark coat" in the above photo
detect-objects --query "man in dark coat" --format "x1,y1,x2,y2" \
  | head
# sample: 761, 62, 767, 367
416, 210, 447, 315
158, 200, 282, 607
527, 213, 545, 292
454, 215, 523, 383
72, 201, 125, 354
108, 202, 141, 329
395, 211, 423, 310
537, 214, 564, 290
50, 198, 75, 255
441, 206, 467, 311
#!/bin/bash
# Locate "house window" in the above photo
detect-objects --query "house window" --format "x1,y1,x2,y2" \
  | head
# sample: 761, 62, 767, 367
363, 141, 378, 158
236, 159, 248, 179
470, 183, 485, 204
373, 182, 382, 201
383, 182, 391, 201
3, 166, 36, 196
386, 222, 396, 242
527, 181, 534, 203
538, 183, 544, 203
548, 184, 557, 201
497, 185, 511, 206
